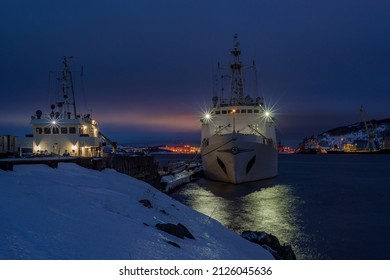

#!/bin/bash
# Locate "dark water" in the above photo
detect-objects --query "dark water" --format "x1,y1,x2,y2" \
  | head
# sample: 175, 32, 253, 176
167, 154, 390, 260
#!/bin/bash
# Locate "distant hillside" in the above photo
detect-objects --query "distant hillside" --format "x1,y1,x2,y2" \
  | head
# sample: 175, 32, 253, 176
318, 118, 390, 148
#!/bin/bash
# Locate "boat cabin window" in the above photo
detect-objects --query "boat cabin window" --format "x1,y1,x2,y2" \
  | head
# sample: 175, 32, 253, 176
44, 127, 51, 134
248, 109, 253, 113
36, 128, 43, 134
61, 127, 68, 134
69, 127, 76, 134
254, 109, 259, 113
222, 110, 227, 114
241, 109, 247, 114
215, 111, 220, 115
53, 127, 59, 134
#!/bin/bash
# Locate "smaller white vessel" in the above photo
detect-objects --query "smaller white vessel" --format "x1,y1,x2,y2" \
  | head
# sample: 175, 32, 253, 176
30, 57, 102, 157
160, 170, 192, 193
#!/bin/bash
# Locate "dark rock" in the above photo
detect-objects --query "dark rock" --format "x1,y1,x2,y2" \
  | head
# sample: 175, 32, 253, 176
143, 222, 149, 227
280, 244, 296, 260
177, 223, 195, 240
166, 240, 181, 248
156, 223, 195, 240
241, 230, 296, 260
160, 209, 169, 215
139, 199, 152, 208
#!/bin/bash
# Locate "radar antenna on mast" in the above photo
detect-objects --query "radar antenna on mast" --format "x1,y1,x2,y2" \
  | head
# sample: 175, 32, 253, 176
60, 56, 77, 118
229, 34, 245, 105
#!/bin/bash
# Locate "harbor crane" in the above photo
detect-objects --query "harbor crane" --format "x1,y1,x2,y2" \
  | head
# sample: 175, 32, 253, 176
98, 131, 117, 154
359, 105, 377, 151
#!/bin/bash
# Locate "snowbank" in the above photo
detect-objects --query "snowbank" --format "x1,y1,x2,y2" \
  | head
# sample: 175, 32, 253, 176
0, 163, 272, 260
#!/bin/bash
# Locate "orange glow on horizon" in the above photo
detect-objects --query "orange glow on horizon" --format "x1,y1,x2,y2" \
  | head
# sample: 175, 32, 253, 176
98, 111, 200, 132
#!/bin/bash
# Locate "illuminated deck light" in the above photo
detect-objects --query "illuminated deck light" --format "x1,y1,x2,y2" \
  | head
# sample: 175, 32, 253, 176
201, 110, 213, 124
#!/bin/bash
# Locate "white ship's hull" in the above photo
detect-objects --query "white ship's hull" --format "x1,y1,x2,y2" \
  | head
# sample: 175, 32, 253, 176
201, 133, 277, 184
200, 35, 278, 184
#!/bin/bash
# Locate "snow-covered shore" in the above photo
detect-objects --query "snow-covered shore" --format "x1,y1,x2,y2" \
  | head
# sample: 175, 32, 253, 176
0, 163, 272, 260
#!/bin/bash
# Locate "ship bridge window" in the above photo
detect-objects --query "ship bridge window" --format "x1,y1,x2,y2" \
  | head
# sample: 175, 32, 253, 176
36, 128, 43, 134
215, 111, 220, 115
44, 127, 51, 134
53, 127, 59, 134
61, 127, 68, 134
241, 109, 246, 114
248, 109, 253, 113
222, 110, 227, 114
69, 127, 76, 134
254, 109, 259, 113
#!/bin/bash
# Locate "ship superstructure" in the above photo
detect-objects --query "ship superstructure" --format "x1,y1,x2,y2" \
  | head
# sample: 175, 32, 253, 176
30, 57, 102, 157
200, 35, 278, 184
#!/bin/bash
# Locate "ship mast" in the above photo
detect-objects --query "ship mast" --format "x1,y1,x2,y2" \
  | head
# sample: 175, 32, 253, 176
60, 56, 77, 118
229, 34, 244, 105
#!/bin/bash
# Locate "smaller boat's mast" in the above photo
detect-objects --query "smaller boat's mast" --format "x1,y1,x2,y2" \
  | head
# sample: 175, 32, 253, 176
229, 34, 244, 106
61, 56, 77, 118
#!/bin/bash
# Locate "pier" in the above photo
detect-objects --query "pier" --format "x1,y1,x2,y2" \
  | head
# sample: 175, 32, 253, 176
0, 154, 160, 187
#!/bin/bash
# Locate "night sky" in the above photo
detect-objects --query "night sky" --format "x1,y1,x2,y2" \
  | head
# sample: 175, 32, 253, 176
1, 0, 390, 147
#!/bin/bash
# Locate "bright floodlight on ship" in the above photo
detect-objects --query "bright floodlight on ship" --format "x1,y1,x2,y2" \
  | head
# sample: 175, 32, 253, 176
262, 109, 273, 119
201, 110, 213, 124
51, 120, 56, 125
260, 104, 277, 124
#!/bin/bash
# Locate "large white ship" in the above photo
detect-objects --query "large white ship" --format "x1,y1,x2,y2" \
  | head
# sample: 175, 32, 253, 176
30, 57, 103, 157
200, 35, 278, 184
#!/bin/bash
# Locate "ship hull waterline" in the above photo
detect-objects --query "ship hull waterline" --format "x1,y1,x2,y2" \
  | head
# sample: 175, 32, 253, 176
201, 133, 278, 184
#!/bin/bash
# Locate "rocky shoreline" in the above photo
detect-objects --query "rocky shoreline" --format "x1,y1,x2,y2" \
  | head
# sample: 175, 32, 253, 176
241, 230, 296, 260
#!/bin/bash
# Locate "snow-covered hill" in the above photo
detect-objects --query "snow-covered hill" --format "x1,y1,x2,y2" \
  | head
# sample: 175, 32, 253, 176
317, 118, 390, 149
0, 163, 272, 260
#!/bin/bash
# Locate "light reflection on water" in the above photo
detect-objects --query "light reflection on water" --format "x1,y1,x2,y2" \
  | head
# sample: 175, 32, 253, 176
172, 179, 320, 259
169, 154, 390, 259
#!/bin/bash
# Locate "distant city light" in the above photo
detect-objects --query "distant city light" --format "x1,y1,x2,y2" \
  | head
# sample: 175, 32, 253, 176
163, 145, 200, 154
